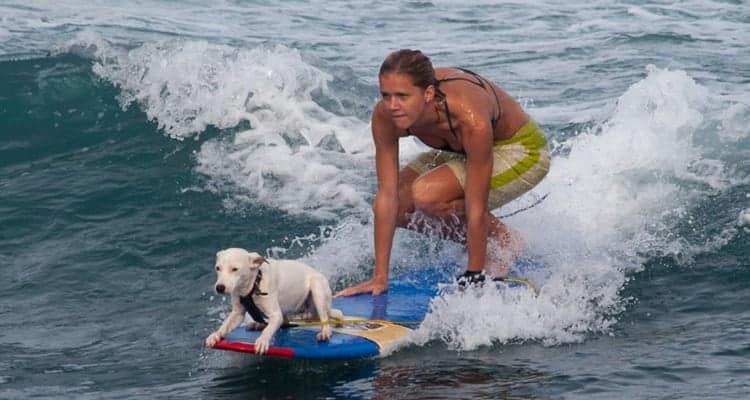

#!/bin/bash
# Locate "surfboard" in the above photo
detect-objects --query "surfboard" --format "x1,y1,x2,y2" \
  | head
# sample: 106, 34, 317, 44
212, 262, 537, 359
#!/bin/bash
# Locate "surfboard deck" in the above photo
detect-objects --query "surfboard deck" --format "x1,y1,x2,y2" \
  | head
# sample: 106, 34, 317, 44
212, 262, 537, 359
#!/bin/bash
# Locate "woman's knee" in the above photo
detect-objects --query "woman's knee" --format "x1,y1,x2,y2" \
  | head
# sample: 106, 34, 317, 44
371, 182, 417, 227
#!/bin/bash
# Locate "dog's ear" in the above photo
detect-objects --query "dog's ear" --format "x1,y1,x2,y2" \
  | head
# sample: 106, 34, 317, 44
247, 253, 268, 268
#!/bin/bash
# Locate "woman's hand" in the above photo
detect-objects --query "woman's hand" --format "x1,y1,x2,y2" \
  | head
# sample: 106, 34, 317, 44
334, 277, 388, 297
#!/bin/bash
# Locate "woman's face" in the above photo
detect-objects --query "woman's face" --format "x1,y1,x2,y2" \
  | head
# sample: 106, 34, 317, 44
378, 72, 433, 130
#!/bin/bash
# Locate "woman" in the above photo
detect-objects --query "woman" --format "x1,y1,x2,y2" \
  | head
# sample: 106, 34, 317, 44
335, 49, 549, 297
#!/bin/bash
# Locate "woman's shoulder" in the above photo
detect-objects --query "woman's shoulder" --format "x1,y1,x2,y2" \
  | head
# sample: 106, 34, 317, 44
434, 66, 461, 79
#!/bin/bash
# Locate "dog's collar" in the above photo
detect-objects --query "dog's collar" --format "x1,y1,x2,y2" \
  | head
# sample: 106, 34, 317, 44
239, 270, 268, 323
250, 269, 267, 296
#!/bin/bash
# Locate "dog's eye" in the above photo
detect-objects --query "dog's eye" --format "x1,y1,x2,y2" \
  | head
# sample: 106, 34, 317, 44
231, 267, 238, 272
215, 266, 220, 271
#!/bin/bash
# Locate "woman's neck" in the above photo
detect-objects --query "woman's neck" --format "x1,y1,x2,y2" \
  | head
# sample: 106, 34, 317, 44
411, 99, 442, 130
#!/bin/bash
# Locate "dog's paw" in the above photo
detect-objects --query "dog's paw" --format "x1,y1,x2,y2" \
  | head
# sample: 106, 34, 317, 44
316, 325, 332, 342
254, 336, 271, 355
204, 332, 222, 348
245, 322, 266, 331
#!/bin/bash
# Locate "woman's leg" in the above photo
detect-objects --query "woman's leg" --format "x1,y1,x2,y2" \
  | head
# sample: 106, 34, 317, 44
485, 216, 525, 277
408, 164, 467, 241
394, 166, 419, 226
404, 164, 523, 276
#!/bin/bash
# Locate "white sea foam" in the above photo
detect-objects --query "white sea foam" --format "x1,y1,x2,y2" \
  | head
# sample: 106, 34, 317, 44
64, 33, 387, 219
524, 66, 722, 256
719, 102, 750, 143
739, 209, 750, 227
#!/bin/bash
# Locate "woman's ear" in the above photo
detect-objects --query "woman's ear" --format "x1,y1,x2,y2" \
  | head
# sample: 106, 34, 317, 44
424, 84, 436, 103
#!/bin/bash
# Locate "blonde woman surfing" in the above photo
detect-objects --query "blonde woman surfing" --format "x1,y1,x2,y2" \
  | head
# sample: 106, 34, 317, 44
336, 49, 549, 297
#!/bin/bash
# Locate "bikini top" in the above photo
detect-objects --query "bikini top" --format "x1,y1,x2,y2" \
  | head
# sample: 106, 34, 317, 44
406, 68, 502, 154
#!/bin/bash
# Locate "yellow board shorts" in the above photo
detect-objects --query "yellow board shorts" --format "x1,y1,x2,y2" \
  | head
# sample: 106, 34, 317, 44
406, 120, 550, 210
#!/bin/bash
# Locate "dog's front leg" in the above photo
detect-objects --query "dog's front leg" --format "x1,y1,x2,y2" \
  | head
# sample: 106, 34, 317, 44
310, 275, 335, 341
254, 297, 283, 355
205, 305, 245, 348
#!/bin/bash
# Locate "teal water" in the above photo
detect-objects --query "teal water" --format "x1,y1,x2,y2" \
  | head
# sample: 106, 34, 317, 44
1, 1, 749, 398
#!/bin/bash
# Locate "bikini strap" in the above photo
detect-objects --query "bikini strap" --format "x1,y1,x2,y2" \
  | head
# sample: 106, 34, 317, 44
438, 68, 502, 130
442, 96, 459, 139
406, 79, 449, 137
407, 70, 492, 147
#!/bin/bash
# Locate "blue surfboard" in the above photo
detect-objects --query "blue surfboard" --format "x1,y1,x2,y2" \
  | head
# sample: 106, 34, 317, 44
212, 263, 537, 359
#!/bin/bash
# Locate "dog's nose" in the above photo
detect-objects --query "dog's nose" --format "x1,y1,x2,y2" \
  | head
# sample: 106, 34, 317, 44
215, 284, 225, 294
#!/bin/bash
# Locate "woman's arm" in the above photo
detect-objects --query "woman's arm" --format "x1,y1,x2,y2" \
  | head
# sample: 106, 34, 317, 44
461, 117, 495, 273
371, 107, 400, 288
334, 105, 399, 297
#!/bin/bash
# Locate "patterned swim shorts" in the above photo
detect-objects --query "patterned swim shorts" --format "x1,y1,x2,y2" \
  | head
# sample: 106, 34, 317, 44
406, 120, 550, 210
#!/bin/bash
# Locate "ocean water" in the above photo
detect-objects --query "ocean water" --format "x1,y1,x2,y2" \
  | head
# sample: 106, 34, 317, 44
1, 0, 749, 398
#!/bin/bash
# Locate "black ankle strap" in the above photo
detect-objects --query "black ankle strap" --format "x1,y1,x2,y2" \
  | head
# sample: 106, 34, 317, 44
457, 270, 486, 287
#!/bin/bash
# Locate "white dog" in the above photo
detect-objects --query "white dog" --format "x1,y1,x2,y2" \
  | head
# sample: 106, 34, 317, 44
204, 248, 343, 354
